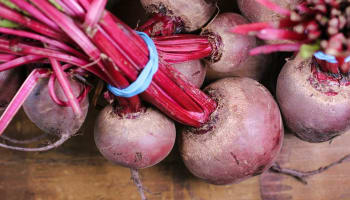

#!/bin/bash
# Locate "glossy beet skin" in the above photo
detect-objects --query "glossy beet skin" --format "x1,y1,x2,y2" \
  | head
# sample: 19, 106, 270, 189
277, 56, 350, 143
94, 106, 176, 169
180, 77, 283, 185
202, 13, 268, 80
23, 77, 89, 137
0, 69, 23, 112
140, 0, 216, 32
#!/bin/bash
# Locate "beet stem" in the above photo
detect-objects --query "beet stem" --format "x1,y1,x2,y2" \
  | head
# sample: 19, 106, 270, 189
49, 58, 82, 117
254, 0, 291, 16
256, 28, 307, 41
0, 27, 85, 58
0, 55, 44, 72
52, 0, 77, 17
84, 0, 107, 36
48, 73, 89, 107
61, 0, 86, 18
0, 54, 17, 62
10, 0, 60, 31
0, 4, 68, 41
231, 22, 273, 34
250, 43, 302, 55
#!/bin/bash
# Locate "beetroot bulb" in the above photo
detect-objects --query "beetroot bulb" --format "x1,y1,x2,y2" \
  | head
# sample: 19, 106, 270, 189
15, 76, 89, 151
277, 56, 350, 143
94, 106, 176, 169
201, 13, 269, 80
180, 77, 283, 185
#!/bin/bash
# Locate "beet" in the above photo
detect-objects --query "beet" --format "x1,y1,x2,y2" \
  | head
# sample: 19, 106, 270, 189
23, 77, 89, 138
202, 13, 268, 80
140, 0, 217, 32
180, 77, 283, 185
94, 106, 176, 169
277, 56, 350, 143
172, 60, 206, 88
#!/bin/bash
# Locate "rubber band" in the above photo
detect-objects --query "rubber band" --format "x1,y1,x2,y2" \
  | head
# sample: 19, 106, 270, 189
107, 31, 159, 98
314, 51, 350, 63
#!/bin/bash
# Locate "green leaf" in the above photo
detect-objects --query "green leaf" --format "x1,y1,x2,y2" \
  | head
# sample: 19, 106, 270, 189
0, 19, 19, 28
300, 43, 320, 59
0, 0, 21, 12
48, 0, 64, 12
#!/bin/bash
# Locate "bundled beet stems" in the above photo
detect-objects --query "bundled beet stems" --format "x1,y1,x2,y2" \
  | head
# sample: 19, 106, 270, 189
0, 0, 219, 146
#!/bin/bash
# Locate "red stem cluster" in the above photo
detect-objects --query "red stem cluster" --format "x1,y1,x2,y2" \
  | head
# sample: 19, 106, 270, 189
0, 0, 218, 133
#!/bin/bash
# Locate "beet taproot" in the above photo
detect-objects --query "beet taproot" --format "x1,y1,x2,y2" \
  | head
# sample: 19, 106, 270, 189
94, 106, 176, 169
180, 77, 283, 185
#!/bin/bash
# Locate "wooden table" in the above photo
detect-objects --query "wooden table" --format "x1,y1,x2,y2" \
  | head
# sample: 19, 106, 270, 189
2, 108, 350, 200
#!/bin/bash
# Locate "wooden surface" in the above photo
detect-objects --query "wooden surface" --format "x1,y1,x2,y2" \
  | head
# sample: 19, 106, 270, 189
260, 131, 350, 200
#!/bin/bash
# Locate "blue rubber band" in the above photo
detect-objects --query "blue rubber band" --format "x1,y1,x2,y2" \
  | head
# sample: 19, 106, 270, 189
314, 51, 350, 63
107, 31, 158, 98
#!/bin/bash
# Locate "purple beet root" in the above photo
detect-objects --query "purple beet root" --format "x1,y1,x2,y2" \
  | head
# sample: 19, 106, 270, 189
277, 56, 350, 143
94, 106, 176, 169
23, 77, 89, 140
180, 77, 284, 185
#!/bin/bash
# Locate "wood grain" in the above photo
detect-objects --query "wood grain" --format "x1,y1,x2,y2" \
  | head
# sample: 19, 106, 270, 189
0, 109, 261, 200
260, 131, 350, 200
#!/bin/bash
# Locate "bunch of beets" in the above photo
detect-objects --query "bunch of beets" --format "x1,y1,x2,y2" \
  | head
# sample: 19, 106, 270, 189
1, 0, 349, 198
